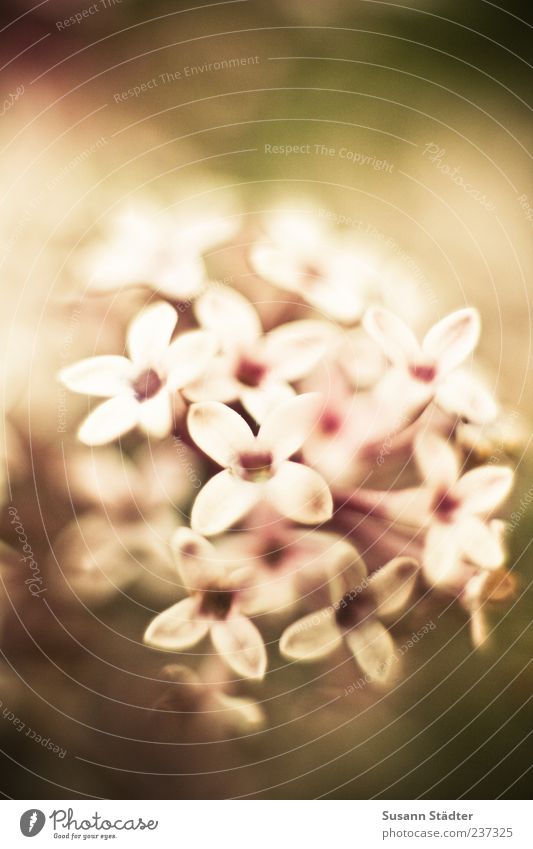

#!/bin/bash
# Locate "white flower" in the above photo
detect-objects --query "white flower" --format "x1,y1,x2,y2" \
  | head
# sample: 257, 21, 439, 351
187, 394, 333, 536
402, 433, 513, 587
59, 302, 216, 445
144, 527, 267, 680
186, 285, 335, 422
250, 208, 376, 323
79, 203, 238, 300
280, 553, 419, 684
363, 306, 481, 414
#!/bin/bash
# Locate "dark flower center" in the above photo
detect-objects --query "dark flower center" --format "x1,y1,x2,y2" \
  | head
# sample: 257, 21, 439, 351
132, 368, 162, 401
237, 450, 274, 482
432, 489, 461, 521
199, 589, 235, 619
319, 410, 342, 435
236, 357, 267, 388
334, 590, 375, 631
409, 362, 437, 383
260, 538, 285, 568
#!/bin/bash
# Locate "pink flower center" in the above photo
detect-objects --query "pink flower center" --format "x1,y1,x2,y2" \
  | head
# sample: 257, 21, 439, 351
199, 589, 235, 619
319, 410, 342, 434
260, 538, 286, 568
236, 357, 267, 388
432, 489, 461, 521
409, 362, 437, 383
237, 450, 274, 482
335, 591, 375, 631
132, 368, 162, 401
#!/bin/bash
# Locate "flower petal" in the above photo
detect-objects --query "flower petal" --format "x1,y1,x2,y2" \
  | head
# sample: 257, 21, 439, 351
369, 557, 419, 617
454, 465, 513, 515
78, 396, 140, 446
262, 320, 334, 382
423, 523, 461, 587
363, 307, 421, 367
59, 356, 134, 397
345, 619, 396, 684
211, 615, 267, 680
267, 461, 333, 524
194, 286, 261, 350
422, 308, 480, 376
171, 527, 221, 589
165, 330, 217, 390
144, 597, 208, 650
187, 402, 255, 467
137, 390, 172, 438
190, 470, 260, 536
414, 431, 460, 490
249, 244, 302, 293
455, 516, 505, 569
126, 301, 177, 366
435, 370, 498, 425
153, 255, 206, 301
241, 381, 295, 424
279, 608, 342, 661
259, 392, 321, 462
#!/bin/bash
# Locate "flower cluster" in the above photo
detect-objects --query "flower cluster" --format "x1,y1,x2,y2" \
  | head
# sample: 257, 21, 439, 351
58, 202, 518, 731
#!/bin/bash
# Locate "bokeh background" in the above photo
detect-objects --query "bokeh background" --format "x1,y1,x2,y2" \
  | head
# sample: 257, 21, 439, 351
0, 0, 531, 799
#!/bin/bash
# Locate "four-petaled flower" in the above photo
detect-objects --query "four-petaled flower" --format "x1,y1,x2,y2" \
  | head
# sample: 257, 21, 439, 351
59, 302, 216, 445
280, 550, 419, 684
250, 207, 376, 323
187, 393, 333, 536
144, 527, 267, 680
186, 285, 335, 422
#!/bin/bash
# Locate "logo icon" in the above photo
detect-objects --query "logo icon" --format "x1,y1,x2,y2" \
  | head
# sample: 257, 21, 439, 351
20, 810, 46, 837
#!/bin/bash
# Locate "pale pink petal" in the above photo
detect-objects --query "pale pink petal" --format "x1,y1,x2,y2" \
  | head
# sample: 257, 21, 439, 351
126, 302, 177, 366
211, 615, 267, 680
59, 356, 134, 397
323, 536, 368, 596
144, 597, 208, 650
436, 370, 498, 425
241, 381, 295, 424
262, 320, 334, 382
194, 286, 261, 351
153, 255, 206, 301
279, 608, 342, 661
454, 465, 513, 515
78, 396, 140, 446
304, 276, 364, 324
455, 516, 505, 569
345, 619, 396, 683
423, 524, 461, 587
363, 307, 421, 367
249, 244, 302, 293
422, 308, 480, 376
369, 557, 419, 617
165, 330, 217, 390
190, 470, 260, 536
258, 393, 321, 462
414, 431, 460, 490
187, 402, 255, 467
183, 357, 241, 403
171, 527, 222, 589
212, 692, 265, 730
470, 606, 489, 648
266, 461, 333, 524
374, 487, 434, 528
137, 390, 172, 438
